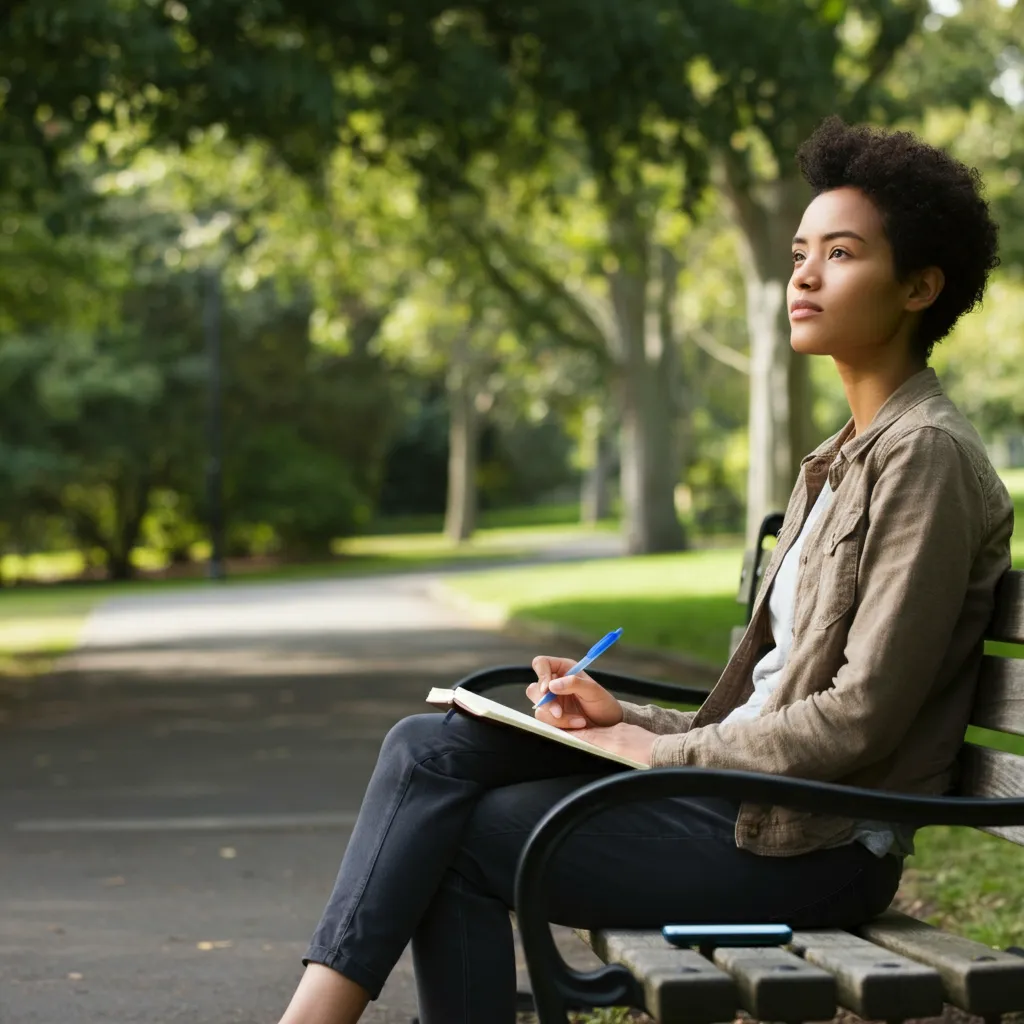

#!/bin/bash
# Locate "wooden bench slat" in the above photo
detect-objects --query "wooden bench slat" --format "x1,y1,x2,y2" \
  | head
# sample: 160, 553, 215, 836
989, 570, 1024, 645
972, 655, 1024, 737
789, 928, 944, 1020
712, 945, 836, 1022
581, 930, 736, 1023
958, 743, 1024, 845
857, 909, 1024, 1015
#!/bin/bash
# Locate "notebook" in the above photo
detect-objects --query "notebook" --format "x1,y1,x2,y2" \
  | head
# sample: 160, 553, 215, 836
425, 686, 649, 770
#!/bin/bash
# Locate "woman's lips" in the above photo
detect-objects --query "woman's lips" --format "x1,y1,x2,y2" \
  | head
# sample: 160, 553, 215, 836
790, 307, 822, 320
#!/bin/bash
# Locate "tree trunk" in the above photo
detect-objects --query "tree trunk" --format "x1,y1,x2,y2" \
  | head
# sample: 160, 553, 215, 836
106, 548, 135, 581
579, 403, 613, 524
606, 197, 685, 554
722, 166, 815, 545
104, 475, 151, 580
444, 335, 479, 544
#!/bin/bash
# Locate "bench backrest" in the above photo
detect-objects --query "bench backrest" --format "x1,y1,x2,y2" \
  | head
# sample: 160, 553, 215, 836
732, 532, 1024, 847
959, 569, 1024, 846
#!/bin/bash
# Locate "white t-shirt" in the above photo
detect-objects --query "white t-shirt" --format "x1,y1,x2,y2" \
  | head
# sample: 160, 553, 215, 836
722, 480, 834, 728
722, 478, 913, 859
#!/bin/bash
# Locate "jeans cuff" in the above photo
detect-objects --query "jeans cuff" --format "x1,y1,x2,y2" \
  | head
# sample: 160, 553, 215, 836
302, 944, 386, 1000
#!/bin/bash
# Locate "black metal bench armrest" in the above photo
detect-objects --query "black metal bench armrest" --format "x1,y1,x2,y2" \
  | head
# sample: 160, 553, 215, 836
514, 767, 1024, 1024
452, 664, 710, 708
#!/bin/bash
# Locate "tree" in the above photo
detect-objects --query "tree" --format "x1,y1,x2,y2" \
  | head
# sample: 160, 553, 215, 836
430, 141, 695, 554
0, 281, 206, 580
690, 0, 1020, 540
10, 0, 1019, 558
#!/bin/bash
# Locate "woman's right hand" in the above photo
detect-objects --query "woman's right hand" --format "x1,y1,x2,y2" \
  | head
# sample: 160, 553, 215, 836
527, 655, 624, 730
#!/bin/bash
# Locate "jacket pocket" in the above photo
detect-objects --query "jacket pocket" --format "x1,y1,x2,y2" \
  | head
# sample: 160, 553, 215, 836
810, 506, 863, 630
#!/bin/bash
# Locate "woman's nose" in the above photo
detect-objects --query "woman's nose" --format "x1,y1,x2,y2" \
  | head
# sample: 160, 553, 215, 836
791, 260, 819, 290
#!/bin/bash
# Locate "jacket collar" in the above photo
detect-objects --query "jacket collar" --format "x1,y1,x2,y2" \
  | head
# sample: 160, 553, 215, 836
801, 367, 945, 472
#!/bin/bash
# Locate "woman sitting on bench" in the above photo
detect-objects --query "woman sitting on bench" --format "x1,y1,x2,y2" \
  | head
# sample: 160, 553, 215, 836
277, 117, 1013, 1024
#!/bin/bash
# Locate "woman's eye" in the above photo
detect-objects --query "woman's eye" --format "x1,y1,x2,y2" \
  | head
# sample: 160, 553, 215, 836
791, 251, 805, 263
830, 247, 849, 259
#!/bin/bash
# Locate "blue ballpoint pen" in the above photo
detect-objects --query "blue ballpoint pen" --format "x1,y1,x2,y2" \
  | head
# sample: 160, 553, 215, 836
532, 627, 624, 710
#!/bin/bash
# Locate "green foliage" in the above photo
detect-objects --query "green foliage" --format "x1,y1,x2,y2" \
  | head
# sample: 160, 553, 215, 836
217, 288, 381, 554
932, 271, 1024, 435
5, 0, 1024, 579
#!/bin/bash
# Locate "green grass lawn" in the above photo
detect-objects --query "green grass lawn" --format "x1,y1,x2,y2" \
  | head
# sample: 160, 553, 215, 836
361, 501, 620, 536
446, 548, 746, 665
447, 467, 1024, 668
0, 588, 99, 678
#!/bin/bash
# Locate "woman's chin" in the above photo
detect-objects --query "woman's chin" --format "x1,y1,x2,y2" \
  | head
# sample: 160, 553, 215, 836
789, 328, 833, 356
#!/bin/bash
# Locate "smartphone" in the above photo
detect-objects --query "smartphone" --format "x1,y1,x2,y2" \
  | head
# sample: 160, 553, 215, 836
662, 923, 793, 948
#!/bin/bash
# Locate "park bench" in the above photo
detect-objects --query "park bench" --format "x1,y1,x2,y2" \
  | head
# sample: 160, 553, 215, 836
455, 514, 1024, 1024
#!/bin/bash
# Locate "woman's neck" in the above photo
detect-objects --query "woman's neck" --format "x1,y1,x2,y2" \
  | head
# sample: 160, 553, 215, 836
834, 353, 927, 439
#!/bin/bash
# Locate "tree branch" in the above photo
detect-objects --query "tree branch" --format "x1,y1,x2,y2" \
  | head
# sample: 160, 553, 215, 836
716, 145, 768, 249
452, 218, 611, 363
482, 220, 612, 351
845, 0, 929, 116
689, 324, 750, 376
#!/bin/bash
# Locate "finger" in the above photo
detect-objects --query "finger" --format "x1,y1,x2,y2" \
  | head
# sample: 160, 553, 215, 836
525, 681, 543, 703
531, 656, 557, 684
548, 674, 587, 696
534, 702, 574, 730
567, 716, 587, 729
549, 673, 605, 704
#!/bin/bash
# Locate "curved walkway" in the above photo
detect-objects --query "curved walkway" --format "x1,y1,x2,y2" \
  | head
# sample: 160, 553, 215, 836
0, 555, 696, 1023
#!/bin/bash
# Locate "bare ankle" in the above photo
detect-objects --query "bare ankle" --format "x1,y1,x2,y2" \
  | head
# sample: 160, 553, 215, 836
278, 963, 370, 1024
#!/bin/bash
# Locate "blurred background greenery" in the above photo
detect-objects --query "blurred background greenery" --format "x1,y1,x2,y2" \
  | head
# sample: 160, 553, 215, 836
3, 0, 1023, 590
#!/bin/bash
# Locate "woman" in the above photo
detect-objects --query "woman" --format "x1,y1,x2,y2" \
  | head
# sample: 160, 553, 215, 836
278, 117, 1013, 1024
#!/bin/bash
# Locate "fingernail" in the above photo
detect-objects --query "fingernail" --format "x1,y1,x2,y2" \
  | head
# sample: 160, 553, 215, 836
550, 704, 562, 718
570, 717, 586, 728
550, 678, 566, 691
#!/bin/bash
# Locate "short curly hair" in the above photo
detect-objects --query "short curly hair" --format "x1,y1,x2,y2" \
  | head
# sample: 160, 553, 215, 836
795, 116, 1000, 359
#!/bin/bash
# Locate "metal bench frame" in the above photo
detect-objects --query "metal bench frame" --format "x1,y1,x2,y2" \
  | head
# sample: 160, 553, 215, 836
450, 515, 1024, 1023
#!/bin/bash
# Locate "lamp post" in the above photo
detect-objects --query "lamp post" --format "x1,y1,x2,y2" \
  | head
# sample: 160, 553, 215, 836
203, 266, 226, 581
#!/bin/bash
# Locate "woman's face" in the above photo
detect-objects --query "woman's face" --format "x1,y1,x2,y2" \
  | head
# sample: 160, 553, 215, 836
788, 186, 925, 361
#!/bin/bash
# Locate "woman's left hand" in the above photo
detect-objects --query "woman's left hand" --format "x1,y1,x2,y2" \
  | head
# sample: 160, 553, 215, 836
575, 722, 659, 767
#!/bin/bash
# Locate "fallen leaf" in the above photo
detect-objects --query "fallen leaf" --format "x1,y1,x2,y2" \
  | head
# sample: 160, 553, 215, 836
196, 940, 234, 951
102, 876, 126, 887
67, 972, 83, 981
219, 846, 237, 859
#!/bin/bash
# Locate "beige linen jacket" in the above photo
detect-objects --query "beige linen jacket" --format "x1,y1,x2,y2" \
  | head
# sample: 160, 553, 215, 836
620, 368, 1014, 857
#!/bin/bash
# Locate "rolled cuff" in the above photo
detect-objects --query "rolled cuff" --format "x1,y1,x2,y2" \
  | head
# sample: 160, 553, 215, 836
619, 701, 696, 736
650, 732, 689, 767
302, 945, 386, 1001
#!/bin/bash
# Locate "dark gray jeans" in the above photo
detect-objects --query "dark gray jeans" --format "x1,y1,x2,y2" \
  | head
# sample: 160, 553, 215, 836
305, 712, 902, 1024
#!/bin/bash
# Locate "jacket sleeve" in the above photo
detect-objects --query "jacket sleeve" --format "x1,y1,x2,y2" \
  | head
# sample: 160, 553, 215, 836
619, 701, 696, 734
648, 427, 991, 777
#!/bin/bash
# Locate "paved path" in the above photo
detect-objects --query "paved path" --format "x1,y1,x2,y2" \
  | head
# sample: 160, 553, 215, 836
0, 561, 674, 1024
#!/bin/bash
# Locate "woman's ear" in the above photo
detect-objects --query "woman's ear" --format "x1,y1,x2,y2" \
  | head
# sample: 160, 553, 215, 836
905, 266, 945, 313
